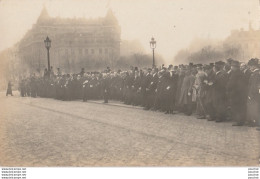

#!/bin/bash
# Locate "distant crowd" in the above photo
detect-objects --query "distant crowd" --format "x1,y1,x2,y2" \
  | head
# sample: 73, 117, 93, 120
13, 58, 260, 128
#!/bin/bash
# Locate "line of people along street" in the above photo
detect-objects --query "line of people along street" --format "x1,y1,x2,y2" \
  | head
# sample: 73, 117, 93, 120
17, 58, 260, 129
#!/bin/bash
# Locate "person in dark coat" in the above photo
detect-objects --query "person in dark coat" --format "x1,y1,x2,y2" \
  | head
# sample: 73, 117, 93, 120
30, 74, 37, 98
142, 68, 152, 109
160, 69, 172, 113
19, 79, 26, 97
132, 70, 142, 106
240, 62, 252, 124
204, 65, 216, 121
213, 61, 228, 122
6, 81, 13, 96
148, 68, 159, 110
168, 66, 179, 113
82, 75, 90, 102
154, 69, 166, 111
79, 68, 85, 77
226, 60, 246, 126
102, 73, 111, 103
246, 58, 260, 127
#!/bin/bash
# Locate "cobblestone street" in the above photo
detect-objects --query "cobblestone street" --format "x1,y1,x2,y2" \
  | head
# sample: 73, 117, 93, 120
0, 92, 259, 167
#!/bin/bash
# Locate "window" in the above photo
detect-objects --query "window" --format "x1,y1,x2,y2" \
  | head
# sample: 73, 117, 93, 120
85, 49, 88, 54
91, 49, 95, 54
79, 49, 82, 55
99, 49, 102, 54
105, 48, 108, 54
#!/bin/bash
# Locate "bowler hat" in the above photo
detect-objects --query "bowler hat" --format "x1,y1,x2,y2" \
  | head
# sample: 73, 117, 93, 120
231, 60, 240, 67
248, 58, 259, 66
226, 58, 234, 64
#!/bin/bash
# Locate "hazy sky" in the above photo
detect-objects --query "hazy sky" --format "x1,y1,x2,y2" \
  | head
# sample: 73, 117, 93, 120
0, 0, 259, 64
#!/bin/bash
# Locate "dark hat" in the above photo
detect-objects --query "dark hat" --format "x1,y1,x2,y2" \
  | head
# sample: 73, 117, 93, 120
134, 67, 138, 71
189, 62, 193, 66
203, 65, 210, 70
231, 60, 240, 67
248, 58, 259, 66
148, 68, 152, 71
226, 58, 234, 64
215, 61, 225, 66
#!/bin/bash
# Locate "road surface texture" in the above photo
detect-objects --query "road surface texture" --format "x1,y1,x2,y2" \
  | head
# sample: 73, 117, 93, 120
0, 91, 259, 167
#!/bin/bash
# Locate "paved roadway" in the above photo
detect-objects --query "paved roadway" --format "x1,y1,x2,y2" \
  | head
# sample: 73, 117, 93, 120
0, 91, 259, 167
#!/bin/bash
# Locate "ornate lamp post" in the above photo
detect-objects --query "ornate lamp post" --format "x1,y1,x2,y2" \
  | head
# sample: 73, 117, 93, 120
44, 36, 51, 72
150, 37, 156, 68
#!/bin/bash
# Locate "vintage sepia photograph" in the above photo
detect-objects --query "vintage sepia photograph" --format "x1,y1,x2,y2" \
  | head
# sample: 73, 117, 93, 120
0, 0, 260, 168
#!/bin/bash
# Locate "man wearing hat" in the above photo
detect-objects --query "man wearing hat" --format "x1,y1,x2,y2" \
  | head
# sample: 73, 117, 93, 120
175, 66, 186, 112
148, 68, 159, 110
246, 58, 260, 127
204, 63, 216, 121
102, 72, 111, 103
240, 62, 251, 123
226, 60, 246, 126
213, 61, 228, 122
142, 68, 153, 109
79, 68, 85, 77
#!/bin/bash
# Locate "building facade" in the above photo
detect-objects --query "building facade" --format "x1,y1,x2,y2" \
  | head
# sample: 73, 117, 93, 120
18, 7, 121, 73
224, 24, 260, 61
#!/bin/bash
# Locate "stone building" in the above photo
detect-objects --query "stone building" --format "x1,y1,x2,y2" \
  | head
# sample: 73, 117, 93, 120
224, 23, 260, 61
18, 7, 121, 73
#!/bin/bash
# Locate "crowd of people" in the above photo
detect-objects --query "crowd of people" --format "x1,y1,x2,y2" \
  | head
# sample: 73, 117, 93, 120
17, 58, 260, 129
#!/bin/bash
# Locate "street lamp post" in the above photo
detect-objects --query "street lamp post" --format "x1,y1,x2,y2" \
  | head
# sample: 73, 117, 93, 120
150, 37, 156, 68
44, 36, 51, 73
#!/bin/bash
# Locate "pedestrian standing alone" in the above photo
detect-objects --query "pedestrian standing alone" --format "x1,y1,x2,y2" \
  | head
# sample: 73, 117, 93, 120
6, 81, 13, 96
